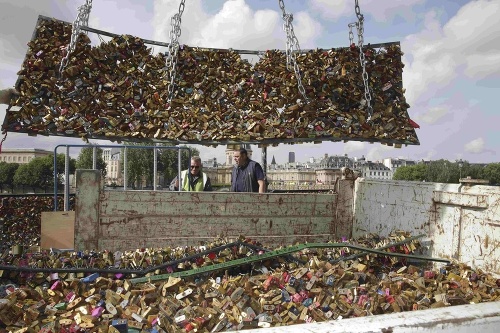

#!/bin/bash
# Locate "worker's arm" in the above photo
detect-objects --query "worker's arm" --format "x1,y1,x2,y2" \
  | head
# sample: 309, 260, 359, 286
258, 179, 265, 193
170, 176, 179, 191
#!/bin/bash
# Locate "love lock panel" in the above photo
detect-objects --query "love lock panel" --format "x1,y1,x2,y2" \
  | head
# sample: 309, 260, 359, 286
3, 16, 420, 147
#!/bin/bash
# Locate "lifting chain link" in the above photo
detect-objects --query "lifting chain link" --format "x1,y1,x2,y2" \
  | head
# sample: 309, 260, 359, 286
164, 0, 186, 104
58, 0, 93, 78
348, 0, 373, 118
278, 0, 308, 102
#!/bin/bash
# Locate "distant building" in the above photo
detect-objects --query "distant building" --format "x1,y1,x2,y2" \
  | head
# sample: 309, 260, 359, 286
288, 152, 295, 163
225, 144, 252, 166
319, 154, 354, 169
266, 168, 318, 187
203, 158, 218, 168
383, 158, 416, 174
102, 148, 122, 185
0, 148, 52, 164
360, 162, 392, 180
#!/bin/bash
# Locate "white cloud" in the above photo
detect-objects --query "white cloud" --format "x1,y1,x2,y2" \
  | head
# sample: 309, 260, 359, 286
464, 138, 485, 154
416, 106, 449, 124
153, 0, 208, 46
152, 0, 322, 51
424, 149, 437, 161
308, 0, 423, 22
364, 0, 424, 22
464, 53, 500, 79
343, 141, 365, 154
403, 0, 500, 106
365, 144, 394, 162
292, 11, 323, 49
443, 0, 500, 49
308, 0, 350, 20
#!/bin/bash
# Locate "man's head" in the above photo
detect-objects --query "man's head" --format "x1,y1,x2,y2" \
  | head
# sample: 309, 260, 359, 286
233, 148, 248, 167
190, 156, 202, 176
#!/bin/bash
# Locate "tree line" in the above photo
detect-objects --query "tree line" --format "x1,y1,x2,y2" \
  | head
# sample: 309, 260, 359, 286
393, 159, 500, 185
0, 144, 199, 193
3, 149, 499, 194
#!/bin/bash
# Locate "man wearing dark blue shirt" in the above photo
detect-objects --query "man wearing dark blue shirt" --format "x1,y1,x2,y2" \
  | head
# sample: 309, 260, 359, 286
230, 148, 265, 193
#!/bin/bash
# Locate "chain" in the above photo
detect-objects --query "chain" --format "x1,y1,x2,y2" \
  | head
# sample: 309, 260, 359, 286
164, 0, 186, 104
278, 0, 308, 102
348, 23, 356, 46
59, 0, 93, 78
352, 0, 373, 117
0, 131, 7, 154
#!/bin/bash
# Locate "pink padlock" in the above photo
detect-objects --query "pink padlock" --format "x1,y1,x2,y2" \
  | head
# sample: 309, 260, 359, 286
50, 280, 61, 290
358, 294, 368, 306
424, 271, 435, 279
91, 306, 104, 317
65, 291, 75, 302
291, 293, 303, 303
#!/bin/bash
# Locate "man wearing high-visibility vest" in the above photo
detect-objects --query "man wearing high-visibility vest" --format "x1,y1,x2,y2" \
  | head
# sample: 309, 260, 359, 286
172, 156, 212, 191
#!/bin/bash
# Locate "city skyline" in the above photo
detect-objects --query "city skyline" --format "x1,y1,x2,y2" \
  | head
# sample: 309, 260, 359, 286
1, 0, 499, 165
0, 146, 472, 168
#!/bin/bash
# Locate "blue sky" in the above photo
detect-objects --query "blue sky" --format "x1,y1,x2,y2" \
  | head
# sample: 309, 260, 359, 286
0, 0, 499, 164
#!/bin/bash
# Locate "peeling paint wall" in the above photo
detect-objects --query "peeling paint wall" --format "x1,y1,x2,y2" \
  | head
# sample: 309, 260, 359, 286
75, 170, 348, 251
352, 179, 500, 275
74, 170, 100, 251
74, 171, 499, 274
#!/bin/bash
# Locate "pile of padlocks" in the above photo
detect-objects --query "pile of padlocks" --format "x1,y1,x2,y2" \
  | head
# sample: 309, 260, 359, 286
1, 233, 499, 332
0, 196, 75, 254
4, 17, 419, 145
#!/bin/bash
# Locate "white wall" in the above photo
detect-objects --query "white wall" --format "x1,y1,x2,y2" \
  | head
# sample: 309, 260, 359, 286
352, 178, 500, 275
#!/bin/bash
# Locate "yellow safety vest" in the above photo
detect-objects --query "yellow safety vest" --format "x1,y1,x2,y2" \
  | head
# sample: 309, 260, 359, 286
180, 170, 208, 191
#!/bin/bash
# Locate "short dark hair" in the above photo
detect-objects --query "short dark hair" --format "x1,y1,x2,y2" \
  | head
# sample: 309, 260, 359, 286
239, 148, 248, 155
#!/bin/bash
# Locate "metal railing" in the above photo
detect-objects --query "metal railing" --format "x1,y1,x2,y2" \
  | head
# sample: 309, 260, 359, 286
53, 144, 191, 211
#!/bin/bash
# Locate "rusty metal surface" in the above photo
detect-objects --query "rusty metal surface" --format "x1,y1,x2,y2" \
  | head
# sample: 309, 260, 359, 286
98, 191, 338, 250
433, 191, 489, 208
335, 179, 355, 238
353, 179, 500, 275
432, 186, 499, 274
352, 180, 439, 236
74, 172, 499, 274
74, 170, 101, 250
75, 170, 342, 251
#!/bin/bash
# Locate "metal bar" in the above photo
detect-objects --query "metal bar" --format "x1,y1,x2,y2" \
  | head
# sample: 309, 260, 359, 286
330, 234, 426, 264
16, 130, 418, 148
109, 145, 189, 190
50, 143, 184, 192
177, 148, 182, 191
123, 147, 127, 190
53, 146, 58, 211
130, 242, 450, 284
92, 146, 97, 169
64, 146, 70, 211
262, 146, 267, 191
62, 15, 399, 53
0, 241, 298, 275
153, 144, 158, 191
